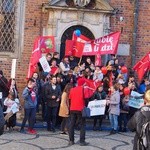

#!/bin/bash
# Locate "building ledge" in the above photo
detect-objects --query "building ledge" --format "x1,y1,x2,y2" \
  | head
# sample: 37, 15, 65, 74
42, 3, 115, 14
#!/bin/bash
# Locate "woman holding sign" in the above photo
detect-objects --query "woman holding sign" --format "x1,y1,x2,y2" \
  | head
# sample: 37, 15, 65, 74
91, 84, 106, 131
107, 83, 120, 134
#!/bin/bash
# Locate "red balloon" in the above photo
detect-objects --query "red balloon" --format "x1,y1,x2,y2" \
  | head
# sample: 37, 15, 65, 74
121, 66, 128, 74
123, 87, 130, 95
101, 67, 107, 75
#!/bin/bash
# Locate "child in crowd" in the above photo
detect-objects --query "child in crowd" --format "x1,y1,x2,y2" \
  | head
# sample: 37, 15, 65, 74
4, 92, 20, 130
93, 66, 103, 82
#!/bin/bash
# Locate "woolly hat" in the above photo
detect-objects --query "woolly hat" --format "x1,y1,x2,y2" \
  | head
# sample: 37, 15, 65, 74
77, 77, 86, 86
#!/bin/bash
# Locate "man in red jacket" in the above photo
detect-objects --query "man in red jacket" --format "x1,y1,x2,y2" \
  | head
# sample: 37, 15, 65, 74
68, 78, 89, 146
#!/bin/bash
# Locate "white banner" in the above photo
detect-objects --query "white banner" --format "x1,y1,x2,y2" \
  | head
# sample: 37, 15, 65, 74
11, 59, 16, 79
39, 56, 51, 72
88, 100, 106, 116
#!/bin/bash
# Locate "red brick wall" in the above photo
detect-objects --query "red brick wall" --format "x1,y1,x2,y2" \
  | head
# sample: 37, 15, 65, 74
109, 0, 150, 67
136, 1, 150, 60
108, 0, 134, 68
17, 0, 49, 94
0, 0, 49, 98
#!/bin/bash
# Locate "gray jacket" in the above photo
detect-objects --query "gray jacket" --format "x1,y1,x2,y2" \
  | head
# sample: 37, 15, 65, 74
109, 90, 120, 115
22, 87, 37, 109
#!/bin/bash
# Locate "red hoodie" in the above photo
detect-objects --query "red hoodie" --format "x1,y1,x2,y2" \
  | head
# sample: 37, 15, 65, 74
69, 86, 85, 111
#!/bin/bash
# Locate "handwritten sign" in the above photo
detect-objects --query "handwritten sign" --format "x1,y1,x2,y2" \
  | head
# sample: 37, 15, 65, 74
88, 100, 106, 116
128, 97, 144, 109
39, 56, 51, 73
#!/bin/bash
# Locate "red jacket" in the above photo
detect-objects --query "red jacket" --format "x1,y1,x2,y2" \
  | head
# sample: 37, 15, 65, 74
69, 86, 84, 111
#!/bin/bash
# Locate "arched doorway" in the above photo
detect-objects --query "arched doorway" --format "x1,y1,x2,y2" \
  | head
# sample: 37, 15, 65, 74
60, 25, 95, 61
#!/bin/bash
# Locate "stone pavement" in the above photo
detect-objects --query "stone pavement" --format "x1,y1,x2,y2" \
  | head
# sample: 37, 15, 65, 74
0, 127, 134, 150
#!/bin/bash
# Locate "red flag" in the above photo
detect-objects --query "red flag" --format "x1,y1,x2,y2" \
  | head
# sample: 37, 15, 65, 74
27, 36, 55, 78
65, 40, 75, 56
90, 32, 121, 55
65, 32, 91, 57
133, 52, 150, 81
83, 78, 101, 99
66, 32, 120, 57
65, 40, 85, 57
73, 41, 85, 57
27, 37, 42, 78
40, 36, 55, 53
72, 32, 90, 42
70, 32, 121, 56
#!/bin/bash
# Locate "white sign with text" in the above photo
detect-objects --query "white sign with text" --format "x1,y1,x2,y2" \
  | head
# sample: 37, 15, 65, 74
39, 56, 51, 73
88, 100, 106, 116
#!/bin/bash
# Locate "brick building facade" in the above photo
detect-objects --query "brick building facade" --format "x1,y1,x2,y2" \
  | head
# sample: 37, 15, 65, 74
0, 0, 149, 95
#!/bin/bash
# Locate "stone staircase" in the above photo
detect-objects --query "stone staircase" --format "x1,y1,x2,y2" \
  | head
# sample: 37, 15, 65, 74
16, 109, 111, 130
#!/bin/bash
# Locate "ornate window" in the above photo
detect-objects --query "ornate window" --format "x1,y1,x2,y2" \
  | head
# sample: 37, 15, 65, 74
0, 0, 16, 52
0, 0, 25, 56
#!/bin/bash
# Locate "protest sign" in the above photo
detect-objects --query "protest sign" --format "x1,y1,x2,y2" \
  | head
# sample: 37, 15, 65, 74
128, 91, 144, 109
11, 59, 16, 79
88, 100, 106, 116
128, 96, 144, 109
39, 56, 51, 73
131, 91, 143, 97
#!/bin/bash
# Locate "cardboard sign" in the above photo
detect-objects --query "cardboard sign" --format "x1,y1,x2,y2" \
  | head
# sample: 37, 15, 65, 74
128, 97, 144, 109
39, 56, 51, 73
11, 59, 16, 79
88, 100, 106, 116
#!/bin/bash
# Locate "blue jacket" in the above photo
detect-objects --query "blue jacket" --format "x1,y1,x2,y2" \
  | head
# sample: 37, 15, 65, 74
22, 87, 37, 109
138, 83, 146, 94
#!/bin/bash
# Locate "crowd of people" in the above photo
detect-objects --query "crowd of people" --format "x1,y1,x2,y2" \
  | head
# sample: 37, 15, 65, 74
0, 52, 150, 147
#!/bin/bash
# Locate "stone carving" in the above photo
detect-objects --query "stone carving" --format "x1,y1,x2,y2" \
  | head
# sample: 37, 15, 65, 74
73, 0, 91, 7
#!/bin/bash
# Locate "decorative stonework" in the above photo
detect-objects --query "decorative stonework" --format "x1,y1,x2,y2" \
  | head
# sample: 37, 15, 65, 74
43, 0, 113, 53
73, 0, 91, 7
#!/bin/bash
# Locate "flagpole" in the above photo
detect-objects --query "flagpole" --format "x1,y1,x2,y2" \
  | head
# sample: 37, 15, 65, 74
78, 56, 82, 66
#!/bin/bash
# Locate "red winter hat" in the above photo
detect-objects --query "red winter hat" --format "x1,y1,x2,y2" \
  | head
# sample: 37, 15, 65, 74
77, 77, 86, 86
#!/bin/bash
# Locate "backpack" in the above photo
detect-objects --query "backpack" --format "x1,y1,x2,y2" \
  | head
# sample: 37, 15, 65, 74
139, 120, 150, 150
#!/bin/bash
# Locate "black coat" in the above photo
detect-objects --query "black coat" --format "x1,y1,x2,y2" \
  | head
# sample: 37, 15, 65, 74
91, 90, 106, 100
45, 83, 61, 107
127, 105, 150, 150
0, 76, 9, 98
0, 103, 5, 134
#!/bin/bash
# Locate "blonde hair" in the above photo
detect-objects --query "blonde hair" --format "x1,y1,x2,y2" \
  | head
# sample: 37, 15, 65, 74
144, 90, 150, 103
73, 66, 80, 74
